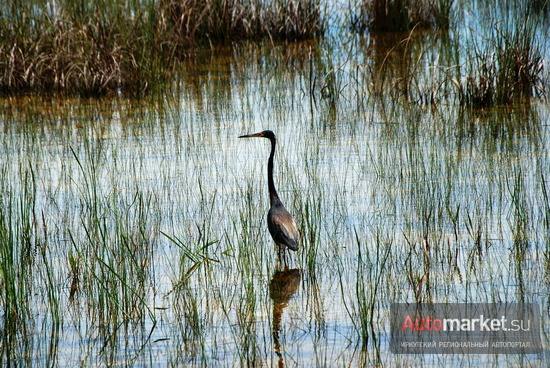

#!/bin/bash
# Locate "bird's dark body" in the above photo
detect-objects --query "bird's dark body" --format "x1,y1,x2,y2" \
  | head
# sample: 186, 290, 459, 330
268, 202, 299, 251
239, 130, 299, 256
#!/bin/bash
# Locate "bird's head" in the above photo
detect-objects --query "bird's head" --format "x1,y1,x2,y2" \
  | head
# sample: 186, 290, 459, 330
239, 130, 276, 140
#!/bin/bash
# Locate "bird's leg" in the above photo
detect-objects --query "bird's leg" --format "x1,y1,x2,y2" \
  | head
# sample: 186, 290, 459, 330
276, 245, 287, 269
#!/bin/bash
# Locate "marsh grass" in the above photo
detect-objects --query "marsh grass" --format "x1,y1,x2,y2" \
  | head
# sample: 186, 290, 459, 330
1, 0, 547, 107
1, 0, 324, 96
354, 230, 391, 355
157, 0, 324, 47
344, 0, 546, 109
48, 141, 162, 366
1, 1, 161, 97
0, 20, 549, 367
0, 167, 36, 365
457, 18, 545, 107
349, 0, 455, 32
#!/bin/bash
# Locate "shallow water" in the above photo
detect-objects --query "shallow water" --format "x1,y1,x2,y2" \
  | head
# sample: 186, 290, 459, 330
0, 32, 549, 367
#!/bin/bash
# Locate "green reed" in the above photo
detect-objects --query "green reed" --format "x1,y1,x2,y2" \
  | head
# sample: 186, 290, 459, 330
456, 1, 545, 107
68, 145, 159, 331
354, 229, 392, 355
0, 167, 36, 365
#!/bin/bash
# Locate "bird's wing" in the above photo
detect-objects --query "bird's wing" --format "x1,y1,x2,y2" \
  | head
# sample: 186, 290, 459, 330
268, 209, 300, 251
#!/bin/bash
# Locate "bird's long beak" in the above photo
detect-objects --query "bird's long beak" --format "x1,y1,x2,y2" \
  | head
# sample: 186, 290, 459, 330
239, 131, 264, 138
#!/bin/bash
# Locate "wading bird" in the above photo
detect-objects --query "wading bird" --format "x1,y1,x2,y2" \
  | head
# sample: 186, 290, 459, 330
239, 130, 299, 262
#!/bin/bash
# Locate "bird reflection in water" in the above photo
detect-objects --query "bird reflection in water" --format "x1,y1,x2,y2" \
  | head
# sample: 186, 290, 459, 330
269, 268, 301, 367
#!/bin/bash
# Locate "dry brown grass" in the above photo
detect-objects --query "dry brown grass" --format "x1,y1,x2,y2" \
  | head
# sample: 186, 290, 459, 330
1, 11, 158, 97
351, 0, 454, 32
0, 0, 324, 96
156, 0, 324, 47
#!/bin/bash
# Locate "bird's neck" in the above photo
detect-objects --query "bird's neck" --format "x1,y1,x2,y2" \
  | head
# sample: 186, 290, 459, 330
268, 137, 281, 205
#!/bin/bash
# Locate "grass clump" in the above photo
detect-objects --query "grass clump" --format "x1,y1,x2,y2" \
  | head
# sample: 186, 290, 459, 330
457, 18, 545, 107
350, 0, 454, 32
0, 1, 160, 97
0, 0, 324, 96
157, 0, 324, 47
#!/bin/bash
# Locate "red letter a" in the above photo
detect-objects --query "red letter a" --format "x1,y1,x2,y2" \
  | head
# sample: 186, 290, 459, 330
402, 315, 413, 331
